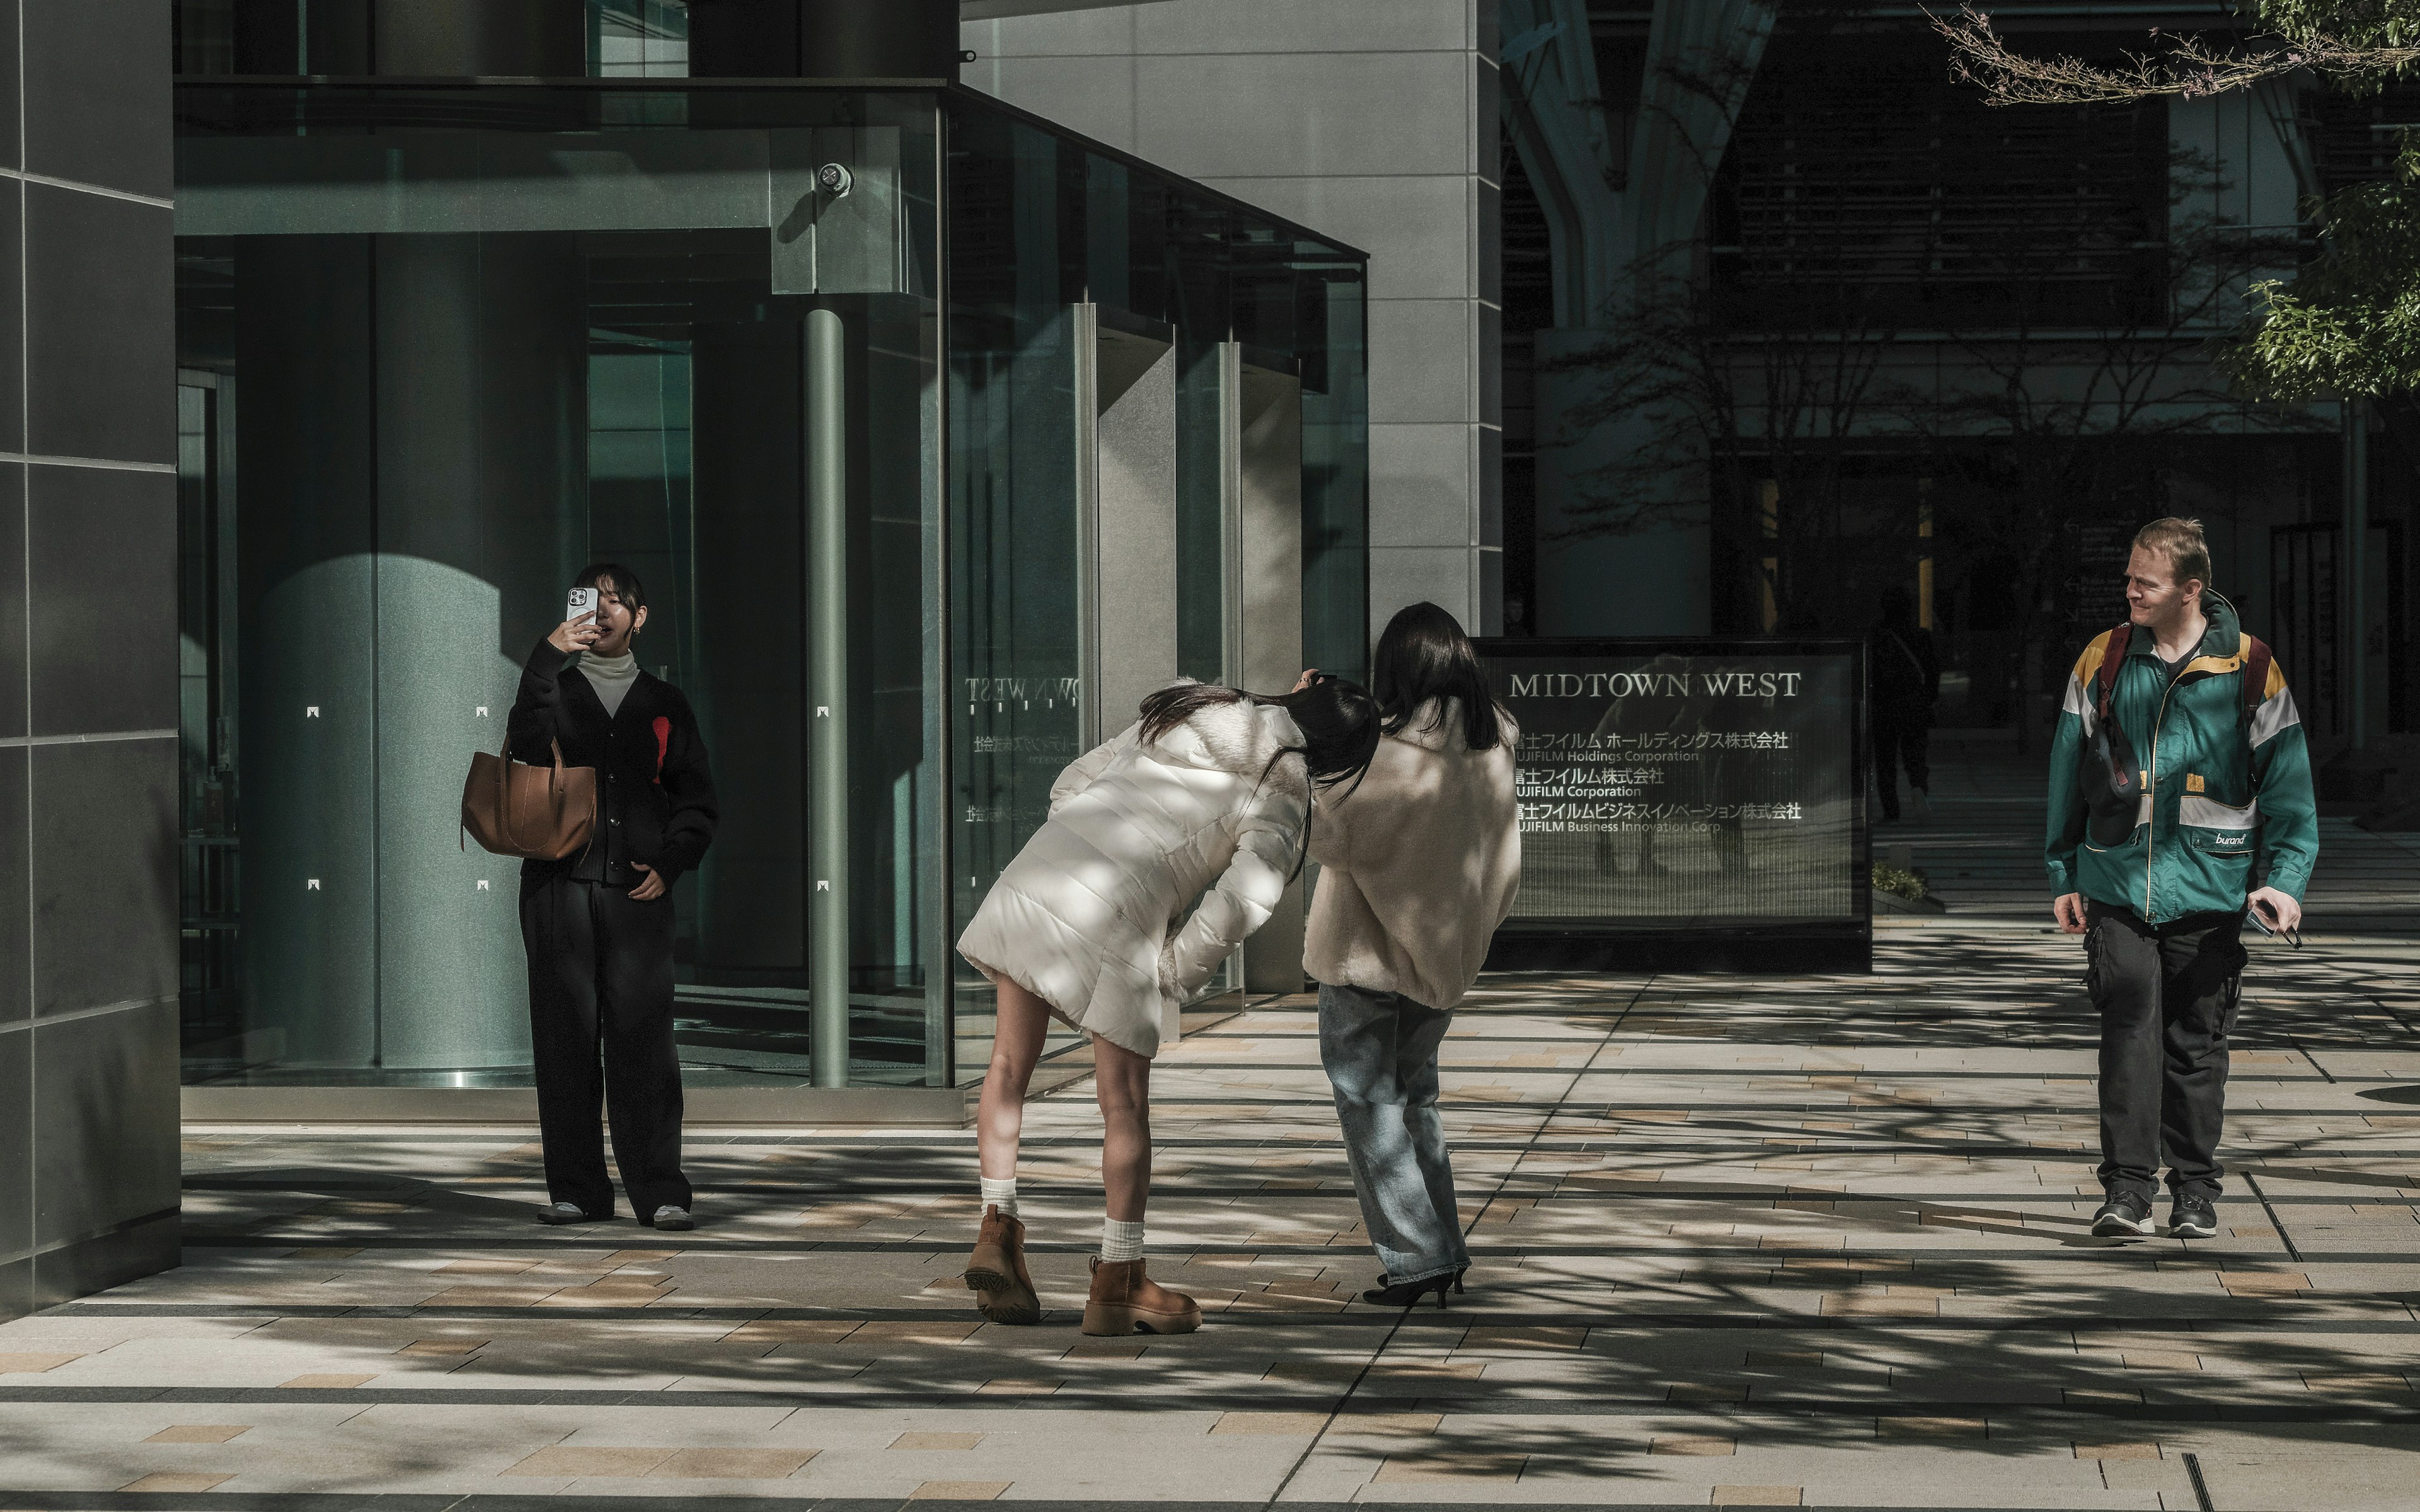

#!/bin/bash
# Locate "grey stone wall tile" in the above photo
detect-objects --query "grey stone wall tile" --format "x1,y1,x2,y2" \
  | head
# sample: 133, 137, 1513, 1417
28, 464, 176, 737
1370, 542, 1475, 631
1132, 52, 1472, 181
0, 464, 22, 740
23, 0, 168, 200
1369, 422, 1474, 548
0, 745, 24, 1028
1367, 299, 1473, 425
25, 185, 173, 467
30, 738, 176, 1019
30, 1001, 180, 1250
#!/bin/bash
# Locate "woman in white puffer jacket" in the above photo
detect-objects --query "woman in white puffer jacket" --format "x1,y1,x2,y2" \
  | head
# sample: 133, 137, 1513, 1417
956, 675, 1380, 1337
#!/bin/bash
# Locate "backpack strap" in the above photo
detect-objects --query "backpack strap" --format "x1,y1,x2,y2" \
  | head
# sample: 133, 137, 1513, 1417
2095, 622, 2131, 726
2240, 632, 2273, 731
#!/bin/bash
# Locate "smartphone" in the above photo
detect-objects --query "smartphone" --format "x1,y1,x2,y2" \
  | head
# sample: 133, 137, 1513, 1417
566, 587, 598, 623
2244, 897, 2302, 948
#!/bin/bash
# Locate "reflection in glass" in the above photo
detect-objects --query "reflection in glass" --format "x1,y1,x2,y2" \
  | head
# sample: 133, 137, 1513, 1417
171, 80, 1368, 1097
174, 88, 943, 1087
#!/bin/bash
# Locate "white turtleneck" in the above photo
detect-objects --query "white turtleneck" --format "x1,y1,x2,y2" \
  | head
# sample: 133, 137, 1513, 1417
580, 649, 640, 717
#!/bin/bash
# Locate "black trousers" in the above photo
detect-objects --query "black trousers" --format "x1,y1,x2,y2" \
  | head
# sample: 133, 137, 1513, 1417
1872, 709, 1930, 818
2085, 901, 2246, 1203
519, 871, 690, 1218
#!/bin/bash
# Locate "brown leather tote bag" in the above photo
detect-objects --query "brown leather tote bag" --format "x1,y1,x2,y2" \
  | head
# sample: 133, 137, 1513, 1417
461, 735, 597, 861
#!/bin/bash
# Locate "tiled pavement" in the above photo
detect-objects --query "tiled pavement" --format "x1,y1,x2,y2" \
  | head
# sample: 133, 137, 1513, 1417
8, 916, 2420, 1510
11, 742, 2420, 1509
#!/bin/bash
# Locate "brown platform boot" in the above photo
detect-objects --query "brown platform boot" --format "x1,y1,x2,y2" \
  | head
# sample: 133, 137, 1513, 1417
1081, 1255, 1202, 1336
963, 1205, 1040, 1325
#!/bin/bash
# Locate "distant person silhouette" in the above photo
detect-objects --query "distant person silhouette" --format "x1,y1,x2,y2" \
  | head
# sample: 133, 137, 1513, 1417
1870, 589, 1939, 823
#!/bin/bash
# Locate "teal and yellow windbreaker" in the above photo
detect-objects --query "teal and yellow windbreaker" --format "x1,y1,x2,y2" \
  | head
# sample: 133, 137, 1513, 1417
2044, 593, 2319, 923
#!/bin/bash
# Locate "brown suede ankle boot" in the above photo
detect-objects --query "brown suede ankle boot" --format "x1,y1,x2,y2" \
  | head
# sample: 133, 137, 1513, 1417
964, 1205, 1040, 1325
1081, 1255, 1201, 1336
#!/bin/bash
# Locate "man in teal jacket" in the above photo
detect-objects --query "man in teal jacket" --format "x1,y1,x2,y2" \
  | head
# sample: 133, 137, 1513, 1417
2044, 518, 2319, 1240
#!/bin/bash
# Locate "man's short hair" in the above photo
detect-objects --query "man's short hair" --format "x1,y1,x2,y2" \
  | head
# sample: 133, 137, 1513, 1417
2131, 517, 2211, 590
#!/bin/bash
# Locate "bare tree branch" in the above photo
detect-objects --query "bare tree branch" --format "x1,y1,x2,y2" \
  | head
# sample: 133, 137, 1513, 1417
1930, 3, 2420, 105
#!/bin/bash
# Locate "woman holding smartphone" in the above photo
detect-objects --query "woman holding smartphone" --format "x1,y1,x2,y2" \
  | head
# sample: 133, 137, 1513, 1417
957, 674, 1380, 1335
510, 564, 718, 1230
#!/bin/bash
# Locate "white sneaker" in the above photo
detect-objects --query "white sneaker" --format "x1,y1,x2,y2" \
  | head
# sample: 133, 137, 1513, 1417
536, 1201, 591, 1225
650, 1205, 694, 1232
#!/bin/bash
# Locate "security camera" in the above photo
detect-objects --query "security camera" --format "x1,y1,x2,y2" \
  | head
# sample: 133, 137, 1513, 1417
817, 163, 853, 198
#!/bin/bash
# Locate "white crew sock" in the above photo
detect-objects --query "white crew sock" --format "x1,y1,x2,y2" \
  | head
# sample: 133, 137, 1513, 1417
1100, 1216, 1146, 1263
979, 1176, 1018, 1216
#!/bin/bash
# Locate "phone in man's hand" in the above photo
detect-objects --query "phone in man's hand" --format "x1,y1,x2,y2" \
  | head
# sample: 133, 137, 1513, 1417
2245, 896, 2302, 948
567, 587, 598, 622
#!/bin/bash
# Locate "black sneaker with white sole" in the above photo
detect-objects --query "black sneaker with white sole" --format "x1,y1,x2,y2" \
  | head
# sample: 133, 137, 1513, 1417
2169, 1192, 2218, 1239
2091, 1191, 2155, 1236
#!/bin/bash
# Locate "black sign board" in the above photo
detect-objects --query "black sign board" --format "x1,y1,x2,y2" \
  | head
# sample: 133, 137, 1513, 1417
1476, 638, 1870, 973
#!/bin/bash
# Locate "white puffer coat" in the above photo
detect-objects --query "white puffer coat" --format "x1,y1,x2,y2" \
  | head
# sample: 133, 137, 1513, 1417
956, 689, 1309, 1058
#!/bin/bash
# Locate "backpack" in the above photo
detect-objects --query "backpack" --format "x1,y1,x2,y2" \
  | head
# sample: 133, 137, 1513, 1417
2078, 622, 2273, 849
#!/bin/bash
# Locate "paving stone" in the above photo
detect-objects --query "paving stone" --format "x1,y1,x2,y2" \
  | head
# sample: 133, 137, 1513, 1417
1650, 1435, 1736, 1456
1710, 1487, 1802, 1506
502, 1446, 676, 1477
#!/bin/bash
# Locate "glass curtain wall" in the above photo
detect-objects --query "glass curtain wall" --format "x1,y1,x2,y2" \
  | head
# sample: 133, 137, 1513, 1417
944, 95, 1369, 1080
173, 84, 945, 1087
172, 78, 1366, 1096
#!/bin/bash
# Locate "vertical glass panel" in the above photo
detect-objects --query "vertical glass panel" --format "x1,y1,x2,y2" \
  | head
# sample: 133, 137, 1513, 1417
947, 112, 1085, 1081
176, 379, 245, 1074
1173, 336, 1228, 684
173, 86, 944, 1088
1301, 268, 1369, 684
591, 0, 691, 77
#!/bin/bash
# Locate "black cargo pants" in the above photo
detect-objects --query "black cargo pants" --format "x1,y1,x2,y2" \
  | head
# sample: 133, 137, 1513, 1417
519, 870, 691, 1220
2083, 900, 2247, 1203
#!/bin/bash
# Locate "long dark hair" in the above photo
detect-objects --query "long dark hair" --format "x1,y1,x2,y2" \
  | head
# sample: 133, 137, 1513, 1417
1371, 601, 1507, 751
1136, 676, 1381, 882
1137, 678, 1381, 789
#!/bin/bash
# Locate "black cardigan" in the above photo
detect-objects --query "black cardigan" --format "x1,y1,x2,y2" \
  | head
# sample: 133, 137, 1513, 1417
507, 636, 718, 887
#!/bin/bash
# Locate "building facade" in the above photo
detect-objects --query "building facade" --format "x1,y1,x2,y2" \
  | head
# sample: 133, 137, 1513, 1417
10, 0, 1374, 1320
963, 0, 1504, 638
1497, 1, 2399, 765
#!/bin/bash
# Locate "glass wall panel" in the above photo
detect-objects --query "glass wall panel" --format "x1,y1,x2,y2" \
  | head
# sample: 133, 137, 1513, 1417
1301, 270, 1370, 685
946, 109, 1086, 1076
944, 96, 1369, 1079
173, 86, 944, 1087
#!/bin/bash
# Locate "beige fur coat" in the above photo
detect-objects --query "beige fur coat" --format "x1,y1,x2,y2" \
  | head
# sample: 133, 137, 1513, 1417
1304, 699, 1520, 1010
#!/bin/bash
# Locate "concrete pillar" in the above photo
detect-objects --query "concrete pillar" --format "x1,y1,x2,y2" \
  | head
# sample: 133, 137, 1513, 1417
235, 231, 585, 1070
2, 0, 182, 1317
1231, 352, 1308, 997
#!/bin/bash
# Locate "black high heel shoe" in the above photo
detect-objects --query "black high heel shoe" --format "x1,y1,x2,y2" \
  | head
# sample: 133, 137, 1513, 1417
1453, 1266, 1468, 1295
1363, 1273, 1455, 1309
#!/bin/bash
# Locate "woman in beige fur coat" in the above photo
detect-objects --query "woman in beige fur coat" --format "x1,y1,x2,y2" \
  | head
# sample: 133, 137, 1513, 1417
1305, 603, 1521, 1308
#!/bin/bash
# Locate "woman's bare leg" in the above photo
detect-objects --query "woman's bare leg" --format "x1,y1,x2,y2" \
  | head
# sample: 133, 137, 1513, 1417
977, 978, 1053, 1182
1091, 1034, 1154, 1222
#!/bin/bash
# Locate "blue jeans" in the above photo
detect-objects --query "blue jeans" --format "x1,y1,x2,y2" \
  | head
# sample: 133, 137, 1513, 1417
1318, 982, 1470, 1286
